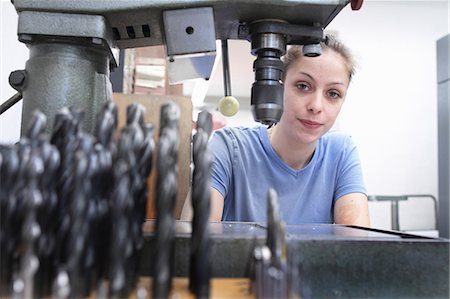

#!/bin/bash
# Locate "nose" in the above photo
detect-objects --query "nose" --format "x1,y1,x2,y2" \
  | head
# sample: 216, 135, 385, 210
306, 92, 323, 113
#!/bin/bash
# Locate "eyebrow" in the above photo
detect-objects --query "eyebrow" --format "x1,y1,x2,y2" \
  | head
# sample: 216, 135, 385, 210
298, 72, 346, 86
299, 72, 315, 81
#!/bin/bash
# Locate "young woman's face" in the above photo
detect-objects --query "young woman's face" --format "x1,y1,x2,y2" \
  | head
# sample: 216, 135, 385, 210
280, 49, 350, 145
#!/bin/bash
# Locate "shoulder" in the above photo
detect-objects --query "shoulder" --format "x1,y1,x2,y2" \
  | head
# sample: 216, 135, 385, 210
317, 131, 358, 162
319, 130, 356, 151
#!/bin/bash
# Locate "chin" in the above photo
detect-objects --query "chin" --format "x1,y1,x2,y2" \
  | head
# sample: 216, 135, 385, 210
296, 132, 321, 145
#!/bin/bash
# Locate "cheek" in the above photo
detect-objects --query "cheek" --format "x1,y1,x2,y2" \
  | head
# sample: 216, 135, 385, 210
325, 103, 344, 121
283, 88, 302, 110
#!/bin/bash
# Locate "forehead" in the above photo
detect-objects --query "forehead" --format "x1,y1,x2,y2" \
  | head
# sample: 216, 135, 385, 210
286, 49, 350, 82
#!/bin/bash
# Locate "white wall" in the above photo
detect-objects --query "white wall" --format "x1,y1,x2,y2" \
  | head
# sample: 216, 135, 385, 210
329, 0, 448, 197
0, 1, 27, 144
328, 1, 448, 229
1, 1, 448, 229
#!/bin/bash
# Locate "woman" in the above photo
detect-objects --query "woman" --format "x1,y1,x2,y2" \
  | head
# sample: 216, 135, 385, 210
209, 36, 370, 226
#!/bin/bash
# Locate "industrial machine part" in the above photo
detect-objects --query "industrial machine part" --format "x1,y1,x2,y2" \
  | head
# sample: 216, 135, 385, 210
241, 20, 324, 124
141, 221, 449, 298
218, 39, 240, 117
10, 0, 363, 134
368, 194, 438, 231
437, 34, 450, 239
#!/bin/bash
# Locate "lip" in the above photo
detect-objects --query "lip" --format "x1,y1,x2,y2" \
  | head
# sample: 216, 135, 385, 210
299, 119, 323, 129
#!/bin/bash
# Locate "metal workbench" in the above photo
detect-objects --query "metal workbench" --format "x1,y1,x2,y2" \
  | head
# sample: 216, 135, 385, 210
141, 221, 449, 298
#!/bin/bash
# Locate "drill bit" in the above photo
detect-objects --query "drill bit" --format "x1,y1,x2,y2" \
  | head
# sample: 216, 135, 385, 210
0, 145, 20, 295
93, 101, 117, 283
189, 110, 213, 298
250, 189, 289, 299
51, 108, 78, 223
108, 160, 132, 299
117, 105, 146, 292
34, 136, 60, 297
130, 122, 155, 290
89, 143, 113, 285
252, 245, 271, 299
136, 123, 155, 223
24, 111, 47, 144
267, 188, 285, 269
52, 270, 70, 299
95, 101, 118, 150
153, 102, 180, 299
127, 102, 145, 127
13, 154, 44, 299
65, 149, 91, 298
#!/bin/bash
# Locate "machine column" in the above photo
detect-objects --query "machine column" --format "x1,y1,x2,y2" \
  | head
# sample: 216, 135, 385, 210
20, 42, 112, 134
14, 11, 117, 135
437, 34, 450, 238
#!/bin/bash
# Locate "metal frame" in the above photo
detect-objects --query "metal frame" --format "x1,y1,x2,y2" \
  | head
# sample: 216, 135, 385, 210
437, 34, 450, 239
12, 0, 349, 48
368, 194, 438, 231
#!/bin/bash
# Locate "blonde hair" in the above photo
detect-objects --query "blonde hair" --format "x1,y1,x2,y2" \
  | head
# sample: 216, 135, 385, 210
282, 35, 356, 81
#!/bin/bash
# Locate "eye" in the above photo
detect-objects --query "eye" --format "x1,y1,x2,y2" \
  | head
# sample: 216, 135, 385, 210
327, 90, 342, 99
296, 82, 310, 91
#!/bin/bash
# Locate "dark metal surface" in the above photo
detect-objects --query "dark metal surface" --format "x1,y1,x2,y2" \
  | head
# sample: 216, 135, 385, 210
17, 11, 116, 59
221, 40, 232, 97
141, 221, 449, 298
437, 34, 450, 239
13, 0, 350, 49
8, 70, 27, 92
163, 7, 217, 82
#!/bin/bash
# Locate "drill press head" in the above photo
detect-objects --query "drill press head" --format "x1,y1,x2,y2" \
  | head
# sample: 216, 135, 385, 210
247, 21, 324, 125
250, 32, 287, 125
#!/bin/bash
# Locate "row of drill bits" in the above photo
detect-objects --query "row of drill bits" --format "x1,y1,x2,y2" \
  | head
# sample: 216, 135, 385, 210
1, 100, 215, 299
152, 106, 214, 299
0, 101, 155, 298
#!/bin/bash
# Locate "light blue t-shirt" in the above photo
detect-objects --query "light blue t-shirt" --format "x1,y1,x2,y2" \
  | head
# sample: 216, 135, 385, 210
210, 126, 366, 224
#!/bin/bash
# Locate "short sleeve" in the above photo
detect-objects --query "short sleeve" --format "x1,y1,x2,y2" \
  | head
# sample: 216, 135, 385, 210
210, 129, 234, 197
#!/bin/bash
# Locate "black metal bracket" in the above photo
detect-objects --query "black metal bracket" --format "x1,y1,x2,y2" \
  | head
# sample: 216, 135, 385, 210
238, 21, 324, 45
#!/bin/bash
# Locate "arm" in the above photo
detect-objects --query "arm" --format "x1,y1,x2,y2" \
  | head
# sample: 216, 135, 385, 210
210, 188, 224, 222
180, 188, 224, 222
334, 192, 370, 227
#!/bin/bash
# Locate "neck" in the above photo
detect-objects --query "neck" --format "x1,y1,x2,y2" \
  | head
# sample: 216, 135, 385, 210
268, 125, 316, 170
